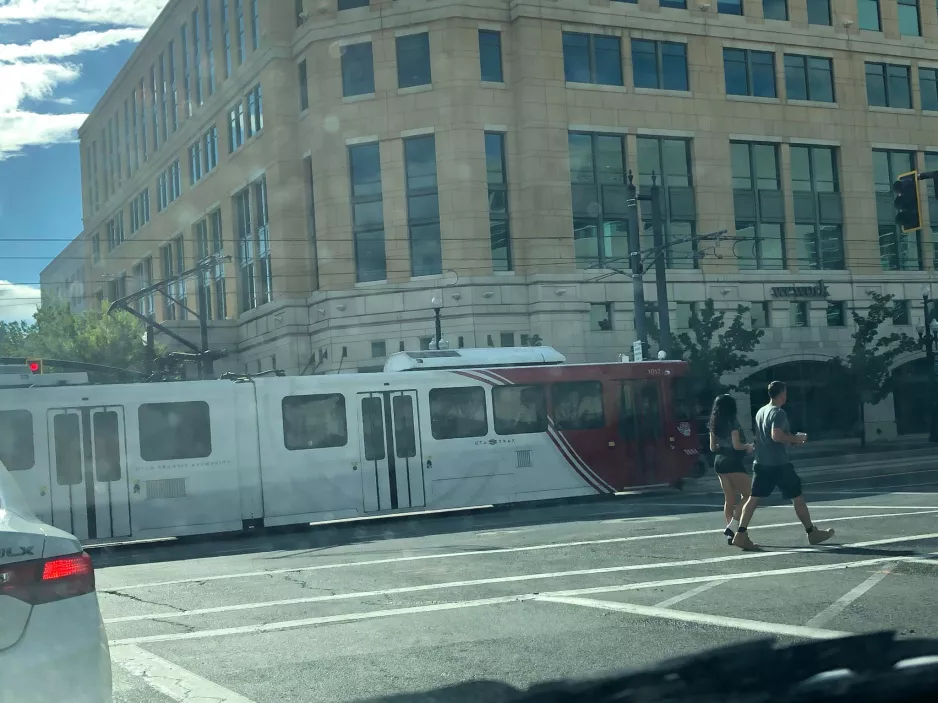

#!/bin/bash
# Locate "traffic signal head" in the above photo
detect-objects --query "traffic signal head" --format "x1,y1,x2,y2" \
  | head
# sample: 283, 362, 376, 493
893, 171, 921, 233
26, 359, 42, 374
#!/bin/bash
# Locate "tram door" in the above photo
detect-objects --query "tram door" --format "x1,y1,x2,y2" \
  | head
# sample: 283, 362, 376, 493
47, 407, 131, 540
619, 381, 665, 483
357, 391, 425, 512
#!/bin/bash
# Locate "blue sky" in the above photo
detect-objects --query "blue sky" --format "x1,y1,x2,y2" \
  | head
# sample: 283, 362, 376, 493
0, 1, 167, 322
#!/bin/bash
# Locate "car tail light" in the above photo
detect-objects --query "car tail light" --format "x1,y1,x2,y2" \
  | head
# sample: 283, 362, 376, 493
1, 552, 95, 605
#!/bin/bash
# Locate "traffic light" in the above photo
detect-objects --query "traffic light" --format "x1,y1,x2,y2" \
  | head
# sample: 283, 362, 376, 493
893, 171, 921, 233
26, 359, 42, 374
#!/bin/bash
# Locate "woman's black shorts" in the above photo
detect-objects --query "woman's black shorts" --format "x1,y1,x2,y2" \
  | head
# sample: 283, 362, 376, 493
714, 453, 747, 475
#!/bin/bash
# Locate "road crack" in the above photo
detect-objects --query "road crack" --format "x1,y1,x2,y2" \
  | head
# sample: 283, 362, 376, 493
101, 589, 187, 612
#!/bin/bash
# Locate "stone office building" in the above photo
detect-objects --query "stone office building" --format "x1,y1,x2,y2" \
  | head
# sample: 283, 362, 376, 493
52, 0, 938, 441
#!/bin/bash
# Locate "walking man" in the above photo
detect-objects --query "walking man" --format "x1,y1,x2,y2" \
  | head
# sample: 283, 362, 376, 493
732, 381, 835, 550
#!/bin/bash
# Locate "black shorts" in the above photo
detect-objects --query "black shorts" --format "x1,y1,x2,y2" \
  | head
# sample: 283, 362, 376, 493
751, 462, 803, 500
714, 453, 747, 475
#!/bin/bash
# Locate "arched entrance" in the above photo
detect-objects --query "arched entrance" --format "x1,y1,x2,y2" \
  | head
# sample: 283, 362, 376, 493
744, 361, 859, 439
893, 358, 930, 435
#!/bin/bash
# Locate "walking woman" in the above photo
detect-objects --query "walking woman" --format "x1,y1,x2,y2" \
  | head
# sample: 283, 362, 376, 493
709, 394, 754, 545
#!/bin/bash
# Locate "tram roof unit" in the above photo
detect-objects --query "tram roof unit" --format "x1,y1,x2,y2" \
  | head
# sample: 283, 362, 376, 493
383, 347, 568, 372
0, 365, 90, 388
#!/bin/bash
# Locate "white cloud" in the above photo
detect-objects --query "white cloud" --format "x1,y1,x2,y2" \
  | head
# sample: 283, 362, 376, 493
0, 0, 168, 27
0, 281, 40, 323
51, 96, 75, 105
0, 27, 147, 61
0, 27, 147, 157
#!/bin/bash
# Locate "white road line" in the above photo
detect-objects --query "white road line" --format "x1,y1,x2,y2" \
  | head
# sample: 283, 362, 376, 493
110, 644, 257, 702
107, 552, 938, 646
100, 508, 938, 592
772, 505, 938, 510
535, 595, 851, 640
805, 564, 895, 628
103, 533, 938, 625
109, 595, 533, 646
653, 580, 725, 608
808, 468, 938, 486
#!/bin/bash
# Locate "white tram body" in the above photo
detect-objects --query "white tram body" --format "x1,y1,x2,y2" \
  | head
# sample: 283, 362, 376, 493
0, 348, 699, 543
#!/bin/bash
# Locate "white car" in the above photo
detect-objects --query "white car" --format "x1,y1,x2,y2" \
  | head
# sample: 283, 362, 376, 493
0, 462, 112, 703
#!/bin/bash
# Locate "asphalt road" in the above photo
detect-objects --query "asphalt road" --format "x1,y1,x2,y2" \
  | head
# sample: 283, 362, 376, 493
94, 465, 938, 703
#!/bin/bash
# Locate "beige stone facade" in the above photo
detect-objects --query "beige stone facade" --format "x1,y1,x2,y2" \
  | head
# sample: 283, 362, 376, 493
50, 0, 938, 436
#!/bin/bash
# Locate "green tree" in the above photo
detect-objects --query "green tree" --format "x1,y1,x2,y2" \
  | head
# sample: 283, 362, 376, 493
0, 302, 155, 381
523, 333, 543, 347
649, 299, 765, 415
828, 291, 919, 446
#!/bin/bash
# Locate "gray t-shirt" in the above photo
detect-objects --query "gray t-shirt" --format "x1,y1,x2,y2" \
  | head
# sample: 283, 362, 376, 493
753, 404, 790, 466
713, 418, 744, 453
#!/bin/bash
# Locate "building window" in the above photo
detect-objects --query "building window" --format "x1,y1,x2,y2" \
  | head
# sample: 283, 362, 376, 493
590, 303, 613, 331
637, 136, 697, 269
160, 236, 186, 321
298, 59, 309, 110
349, 142, 386, 282
724, 48, 776, 97
189, 140, 203, 184
250, 0, 259, 49
181, 24, 191, 117
205, 0, 215, 94
138, 79, 148, 162
791, 145, 844, 270
158, 52, 168, 142
718, 0, 743, 15
763, 0, 788, 20
222, 0, 232, 78
92, 233, 101, 263
479, 30, 503, 83
157, 171, 169, 212
632, 40, 688, 91
897, 0, 921, 35
396, 33, 431, 88
339, 0, 369, 8
865, 63, 911, 108
920, 68, 938, 111
235, 0, 245, 64
130, 189, 150, 233
246, 84, 263, 138
341, 42, 375, 96
106, 213, 125, 251
371, 341, 386, 358
562, 32, 622, 86
926, 153, 938, 270
790, 302, 809, 327
404, 135, 442, 277
234, 177, 272, 311
751, 302, 770, 328
228, 101, 245, 152
731, 142, 785, 270
659, 0, 686, 8
192, 10, 203, 107
873, 149, 920, 270
168, 41, 178, 132
169, 160, 181, 203
569, 132, 629, 269
485, 132, 512, 272
826, 301, 845, 326
807, 0, 831, 24
784, 55, 834, 102
204, 125, 219, 172
893, 300, 911, 325
150, 65, 160, 151
857, 0, 880, 29
675, 302, 698, 329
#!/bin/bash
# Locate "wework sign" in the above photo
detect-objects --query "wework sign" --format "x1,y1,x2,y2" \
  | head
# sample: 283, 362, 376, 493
770, 280, 830, 299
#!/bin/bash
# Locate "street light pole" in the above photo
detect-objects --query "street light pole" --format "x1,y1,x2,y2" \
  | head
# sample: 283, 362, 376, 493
921, 291, 938, 443
431, 296, 443, 349
627, 171, 648, 356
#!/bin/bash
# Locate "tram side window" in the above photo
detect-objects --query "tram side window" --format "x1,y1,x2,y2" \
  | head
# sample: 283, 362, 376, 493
93, 410, 122, 481
551, 381, 605, 431
392, 395, 417, 458
493, 384, 547, 435
53, 414, 83, 486
0, 410, 34, 471
672, 377, 694, 422
138, 401, 213, 461
361, 397, 385, 461
283, 394, 348, 450
429, 387, 488, 439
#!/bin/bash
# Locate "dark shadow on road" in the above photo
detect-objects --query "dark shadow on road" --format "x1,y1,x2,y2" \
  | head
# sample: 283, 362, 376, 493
86, 469, 938, 570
